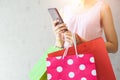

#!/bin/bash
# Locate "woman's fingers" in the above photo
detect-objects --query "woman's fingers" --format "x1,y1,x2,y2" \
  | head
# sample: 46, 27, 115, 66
54, 23, 67, 33
64, 31, 72, 37
53, 20, 59, 26
64, 32, 85, 45
64, 31, 73, 45
55, 24, 67, 32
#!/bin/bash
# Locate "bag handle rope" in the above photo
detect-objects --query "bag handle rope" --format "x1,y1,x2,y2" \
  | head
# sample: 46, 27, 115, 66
62, 33, 78, 59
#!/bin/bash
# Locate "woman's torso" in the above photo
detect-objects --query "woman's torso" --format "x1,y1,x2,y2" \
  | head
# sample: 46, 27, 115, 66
63, 0, 104, 41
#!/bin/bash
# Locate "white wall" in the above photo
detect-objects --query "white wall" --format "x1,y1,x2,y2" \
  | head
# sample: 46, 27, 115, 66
0, 0, 119, 80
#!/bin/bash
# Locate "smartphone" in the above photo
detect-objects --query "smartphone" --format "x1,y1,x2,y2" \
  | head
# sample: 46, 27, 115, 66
48, 8, 64, 25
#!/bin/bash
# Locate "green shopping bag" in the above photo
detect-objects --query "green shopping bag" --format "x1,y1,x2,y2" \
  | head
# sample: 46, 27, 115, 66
40, 71, 47, 80
29, 46, 62, 80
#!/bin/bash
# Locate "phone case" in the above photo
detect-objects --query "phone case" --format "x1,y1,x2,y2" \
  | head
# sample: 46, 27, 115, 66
48, 8, 64, 24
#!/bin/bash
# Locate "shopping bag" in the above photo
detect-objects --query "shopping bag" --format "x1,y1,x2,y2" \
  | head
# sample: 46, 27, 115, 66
46, 53, 97, 80
29, 46, 62, 80
48, 37, 116, 80
46, 34, 97, 80
40, 71, 47, 80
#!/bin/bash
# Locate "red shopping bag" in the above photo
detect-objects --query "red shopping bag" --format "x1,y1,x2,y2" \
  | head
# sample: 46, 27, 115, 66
48, 37, 116, 80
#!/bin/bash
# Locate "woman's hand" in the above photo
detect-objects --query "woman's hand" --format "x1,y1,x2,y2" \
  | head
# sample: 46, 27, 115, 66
64, 31, 73, 47
52, 20, 68, 48
52, 20, 86, 48
64, 31, 86, 47
53, 20, 67, 35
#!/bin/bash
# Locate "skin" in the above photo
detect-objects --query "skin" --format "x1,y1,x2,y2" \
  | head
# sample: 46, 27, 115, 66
53, 0, 118, 53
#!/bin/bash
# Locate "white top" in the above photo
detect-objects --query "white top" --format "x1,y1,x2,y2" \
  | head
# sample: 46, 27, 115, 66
62, 1, 104, 41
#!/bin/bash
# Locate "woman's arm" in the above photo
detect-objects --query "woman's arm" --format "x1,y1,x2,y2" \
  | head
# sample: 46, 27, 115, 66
101, 2, 118, 53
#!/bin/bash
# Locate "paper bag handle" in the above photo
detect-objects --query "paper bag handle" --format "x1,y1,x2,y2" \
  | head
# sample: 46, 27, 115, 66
62, 33, 78, 59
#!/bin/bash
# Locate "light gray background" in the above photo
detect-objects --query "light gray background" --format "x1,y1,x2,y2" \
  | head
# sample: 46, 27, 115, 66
0, 0, 119, 80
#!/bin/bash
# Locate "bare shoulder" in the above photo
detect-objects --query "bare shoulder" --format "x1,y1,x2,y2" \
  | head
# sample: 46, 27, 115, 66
101, 1, 111, 13
100, 1, 113, 19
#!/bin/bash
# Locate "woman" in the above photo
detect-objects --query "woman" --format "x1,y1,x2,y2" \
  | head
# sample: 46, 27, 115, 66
53, 0, 118, 53
30, 0, 118, 80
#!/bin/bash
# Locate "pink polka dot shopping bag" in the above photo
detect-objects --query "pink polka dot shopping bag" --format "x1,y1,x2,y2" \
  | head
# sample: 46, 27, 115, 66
48, 37, 116, 80
46, 53, 97, 80
46, 34, 97, 80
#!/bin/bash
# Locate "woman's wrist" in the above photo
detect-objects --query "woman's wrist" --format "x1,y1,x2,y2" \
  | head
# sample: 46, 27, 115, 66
55, 33, 64, 48
55, 38, 64, 48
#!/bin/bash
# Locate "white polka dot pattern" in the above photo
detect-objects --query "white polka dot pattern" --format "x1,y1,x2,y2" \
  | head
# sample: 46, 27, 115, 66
68, 72, 75, 78
78, 54, 84, 58
79, 64, 86, 70
91, 69, 97, 76
47, 73, 52, 80
67, 59, 73, 65
81, 77, 87, 80
56, 66, 63, 73
56, 56, 62, 59
46, 54, 97, 80
90, 57, 95, 63
46, 61, 51, 67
